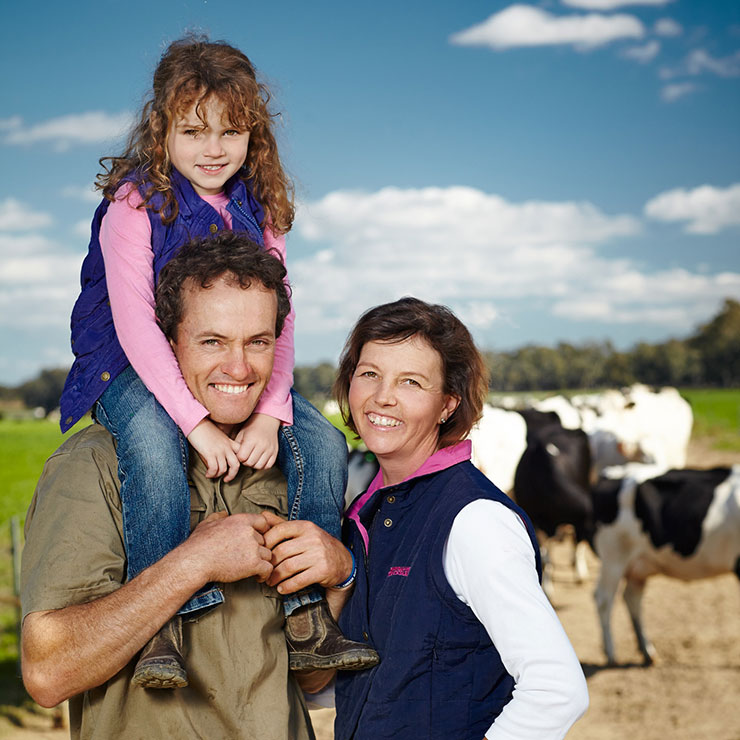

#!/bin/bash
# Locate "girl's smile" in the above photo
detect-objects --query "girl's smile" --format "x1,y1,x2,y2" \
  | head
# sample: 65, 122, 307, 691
167, 97, 250, 196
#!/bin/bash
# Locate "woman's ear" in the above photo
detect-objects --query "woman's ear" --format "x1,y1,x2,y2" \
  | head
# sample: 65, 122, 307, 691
440, 395, 461, 424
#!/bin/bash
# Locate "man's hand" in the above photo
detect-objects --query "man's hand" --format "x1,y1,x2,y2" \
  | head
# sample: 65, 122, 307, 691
234, 413, 281, 469
262, 512, 352, 594
183, 511, 274, 584
187, 419, 241, 482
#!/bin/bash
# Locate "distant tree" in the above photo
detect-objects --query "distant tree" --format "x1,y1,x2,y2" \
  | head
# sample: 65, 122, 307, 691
688, 298, 740, 387
18, 368, 68, 413
293, 362, 337, 402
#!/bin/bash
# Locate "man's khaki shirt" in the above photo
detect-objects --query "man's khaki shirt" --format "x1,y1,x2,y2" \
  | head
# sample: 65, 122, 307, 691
21, 424, 313, 740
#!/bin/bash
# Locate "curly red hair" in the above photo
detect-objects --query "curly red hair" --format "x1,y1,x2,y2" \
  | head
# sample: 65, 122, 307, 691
97, 34, 294, 234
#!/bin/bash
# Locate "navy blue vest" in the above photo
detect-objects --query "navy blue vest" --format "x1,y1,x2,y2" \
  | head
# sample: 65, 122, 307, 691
335, 460, 542, 740
59, 169, 265, 432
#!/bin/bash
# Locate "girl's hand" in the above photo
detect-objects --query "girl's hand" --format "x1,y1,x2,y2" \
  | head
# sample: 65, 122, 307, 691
187, 419, 242, 482
234, 413, 281, 470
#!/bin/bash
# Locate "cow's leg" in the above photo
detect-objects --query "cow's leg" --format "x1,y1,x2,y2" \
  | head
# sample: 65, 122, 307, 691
594, 560, 622, 665
573, 540, 590, 584
623, 575, 657, 665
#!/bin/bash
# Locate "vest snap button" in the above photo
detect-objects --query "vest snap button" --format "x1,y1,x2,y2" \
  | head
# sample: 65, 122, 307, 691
362, 631, 369, 641
65, 417, 73, 426
383, 518, 392, 528
386, 495, 395, 504
101, 371, 110, 381
209, 223, 218, 234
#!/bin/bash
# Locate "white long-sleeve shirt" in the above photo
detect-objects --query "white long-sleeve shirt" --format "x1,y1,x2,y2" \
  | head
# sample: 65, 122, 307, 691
444, 499, 589, 739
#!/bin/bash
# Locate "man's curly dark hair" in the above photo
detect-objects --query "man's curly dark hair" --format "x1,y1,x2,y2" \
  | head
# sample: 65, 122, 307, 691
155, 231, 291, 341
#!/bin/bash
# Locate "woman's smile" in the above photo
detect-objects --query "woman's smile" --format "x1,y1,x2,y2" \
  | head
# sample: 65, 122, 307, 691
349, 336, 458, 485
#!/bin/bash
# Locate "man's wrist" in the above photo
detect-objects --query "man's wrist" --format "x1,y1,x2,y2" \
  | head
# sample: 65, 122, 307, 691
331, 548, 356, 590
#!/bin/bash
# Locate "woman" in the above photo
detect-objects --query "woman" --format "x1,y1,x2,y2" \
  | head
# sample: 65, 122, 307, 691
327, 296, 589, 739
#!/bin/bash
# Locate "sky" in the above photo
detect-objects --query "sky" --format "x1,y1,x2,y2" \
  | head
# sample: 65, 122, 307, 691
1, 0, 739, 385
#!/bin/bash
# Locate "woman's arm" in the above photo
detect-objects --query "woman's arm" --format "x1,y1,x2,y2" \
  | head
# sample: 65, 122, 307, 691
444, 500, 589, 740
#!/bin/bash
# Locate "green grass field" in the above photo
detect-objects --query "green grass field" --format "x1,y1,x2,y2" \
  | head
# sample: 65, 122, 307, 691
0, 389, 737, 711
680, 388, 740, 450
0, 417, 89, 708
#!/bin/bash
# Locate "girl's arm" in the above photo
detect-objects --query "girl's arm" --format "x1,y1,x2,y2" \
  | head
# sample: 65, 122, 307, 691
254, 227, 294, 424
100, 186, 240, 479
233, 227, 295, 468
444, 500, 589, 740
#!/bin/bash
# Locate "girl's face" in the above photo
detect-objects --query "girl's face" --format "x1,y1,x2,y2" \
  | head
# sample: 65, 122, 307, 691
348, 336, 459, 486
167, 96, 250, 196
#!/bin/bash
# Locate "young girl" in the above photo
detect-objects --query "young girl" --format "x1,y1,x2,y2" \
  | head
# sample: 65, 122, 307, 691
59, 35, 378, 689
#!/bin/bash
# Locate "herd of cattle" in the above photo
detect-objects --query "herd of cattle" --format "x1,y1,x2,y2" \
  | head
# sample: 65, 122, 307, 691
341, 384, 740, 666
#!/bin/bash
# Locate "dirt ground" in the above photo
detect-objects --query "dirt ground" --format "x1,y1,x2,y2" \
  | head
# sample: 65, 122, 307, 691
3, 442, 739, 740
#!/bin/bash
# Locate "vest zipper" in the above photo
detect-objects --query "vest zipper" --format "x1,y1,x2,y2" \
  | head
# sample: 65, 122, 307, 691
229, 198, 264, 244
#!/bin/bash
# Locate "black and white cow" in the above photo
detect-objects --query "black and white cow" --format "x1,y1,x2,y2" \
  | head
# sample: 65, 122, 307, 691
513, 411, 594, 594
591, 465, 740, 665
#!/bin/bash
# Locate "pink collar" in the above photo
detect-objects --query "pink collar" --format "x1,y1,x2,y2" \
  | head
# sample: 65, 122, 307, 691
347, 440, 472, 553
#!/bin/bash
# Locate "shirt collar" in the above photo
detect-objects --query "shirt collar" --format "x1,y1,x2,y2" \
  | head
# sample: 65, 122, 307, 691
346, 440, 472, 553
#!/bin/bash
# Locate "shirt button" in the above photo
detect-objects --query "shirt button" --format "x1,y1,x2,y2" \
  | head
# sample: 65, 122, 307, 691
383, 518, 393, 528
101, 371, 110, 382
209, 223, 218, 234
386, 495, 395, 504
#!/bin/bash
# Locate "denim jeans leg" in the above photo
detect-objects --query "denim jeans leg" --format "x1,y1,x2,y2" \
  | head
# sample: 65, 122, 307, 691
277, 390, 348, 615
95, 365, 223, 615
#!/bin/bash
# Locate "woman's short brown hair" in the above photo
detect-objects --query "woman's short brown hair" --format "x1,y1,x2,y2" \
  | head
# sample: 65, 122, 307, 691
333, 297, 489, 448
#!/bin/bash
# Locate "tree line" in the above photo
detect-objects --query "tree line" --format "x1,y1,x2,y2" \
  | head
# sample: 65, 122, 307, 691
2, 299, 739, 414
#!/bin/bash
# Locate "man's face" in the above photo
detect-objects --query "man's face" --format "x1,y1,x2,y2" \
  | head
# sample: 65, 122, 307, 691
170, 275, 277, 434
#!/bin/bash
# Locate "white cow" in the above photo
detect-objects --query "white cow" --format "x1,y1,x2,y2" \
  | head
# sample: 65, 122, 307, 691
592, 465, 740, 665
468, 404, 528, 494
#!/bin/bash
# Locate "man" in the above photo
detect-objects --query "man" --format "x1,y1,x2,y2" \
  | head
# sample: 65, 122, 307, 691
20, 234, 356, 739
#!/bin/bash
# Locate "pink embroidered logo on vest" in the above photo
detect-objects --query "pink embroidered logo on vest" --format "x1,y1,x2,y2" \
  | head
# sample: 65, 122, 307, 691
387, 566, 410, 577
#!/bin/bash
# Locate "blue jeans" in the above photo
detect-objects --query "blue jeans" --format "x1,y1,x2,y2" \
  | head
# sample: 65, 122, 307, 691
95, 365, 347, 616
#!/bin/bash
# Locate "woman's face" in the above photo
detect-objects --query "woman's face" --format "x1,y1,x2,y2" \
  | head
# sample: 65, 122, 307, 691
348, 336, 459, 485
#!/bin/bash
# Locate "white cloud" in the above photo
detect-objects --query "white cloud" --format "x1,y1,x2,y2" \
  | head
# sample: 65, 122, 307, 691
660, 82, 698, 101
62, 185, 101, 203
449, 5, 644, 51
74, 219, 92, 238
654, 18, 682, 37
0, 230, 83, 331
661, 48, 740, 81
3, 111, 132, 151
686, 48, 740, 78
553, 269, 740, 325
0, 199, 52, 231
562, 0, 673, 8
289, 186, 740, 356
621, 40, 660, 63
291, 186, 638, 334
0, 116, 22, 132
644, 183, 740, 234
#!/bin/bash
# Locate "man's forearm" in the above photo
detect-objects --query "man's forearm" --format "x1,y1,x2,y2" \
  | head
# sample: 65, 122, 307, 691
22, 511, 273, 707
22, 543, 205, 707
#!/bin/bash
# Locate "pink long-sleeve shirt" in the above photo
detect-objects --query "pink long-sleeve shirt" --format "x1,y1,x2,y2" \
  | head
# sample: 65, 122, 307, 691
99, 184, 295, 437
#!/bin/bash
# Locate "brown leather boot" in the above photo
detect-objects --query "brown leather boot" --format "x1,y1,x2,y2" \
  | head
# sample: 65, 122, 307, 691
131, 617, 188, 689
285, 599, 380, 671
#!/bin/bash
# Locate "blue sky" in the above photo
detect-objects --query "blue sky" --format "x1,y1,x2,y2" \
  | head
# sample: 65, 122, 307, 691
1, 0, 739, 385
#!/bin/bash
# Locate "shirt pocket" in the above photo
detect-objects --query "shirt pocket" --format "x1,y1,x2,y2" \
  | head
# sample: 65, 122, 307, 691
240, 479, 289, 518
